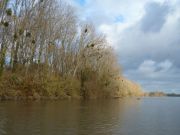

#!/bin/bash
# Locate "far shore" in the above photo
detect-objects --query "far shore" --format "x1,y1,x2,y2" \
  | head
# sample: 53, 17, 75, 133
144, 91, 180, 97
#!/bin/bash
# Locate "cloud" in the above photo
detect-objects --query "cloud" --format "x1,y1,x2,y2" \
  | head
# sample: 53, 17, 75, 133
125, 59, 180, 92
140, 2, 170, 33
138, 60, 157, 76
138, 60, 173, 77
158, 60, 173, 71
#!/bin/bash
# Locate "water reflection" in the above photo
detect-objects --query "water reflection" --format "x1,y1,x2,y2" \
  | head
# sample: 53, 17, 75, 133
0, 98, 180, 135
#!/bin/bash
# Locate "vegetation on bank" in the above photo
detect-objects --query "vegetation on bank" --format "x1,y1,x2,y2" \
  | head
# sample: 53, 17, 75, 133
166, 93, 180, 97
144, 91, 180, 97
0, 0, 143, 100
144, 91, 166, 97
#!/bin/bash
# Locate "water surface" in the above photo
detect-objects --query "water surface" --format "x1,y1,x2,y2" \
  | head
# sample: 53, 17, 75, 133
0, 97, 180, 135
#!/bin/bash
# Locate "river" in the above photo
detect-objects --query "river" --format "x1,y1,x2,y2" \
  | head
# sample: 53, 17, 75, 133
0, 97, 180, 135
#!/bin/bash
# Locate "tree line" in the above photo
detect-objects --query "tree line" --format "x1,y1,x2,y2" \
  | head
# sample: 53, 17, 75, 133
0, 0, 143, 100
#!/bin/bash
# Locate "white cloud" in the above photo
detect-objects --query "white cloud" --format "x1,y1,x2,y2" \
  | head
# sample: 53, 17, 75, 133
159, 60, 173, 71
138, 60, 173, 77
138, 60, 157, 75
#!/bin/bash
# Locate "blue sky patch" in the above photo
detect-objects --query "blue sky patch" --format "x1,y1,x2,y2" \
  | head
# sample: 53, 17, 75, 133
75, 0, 86, 6
114, 15, 124, 23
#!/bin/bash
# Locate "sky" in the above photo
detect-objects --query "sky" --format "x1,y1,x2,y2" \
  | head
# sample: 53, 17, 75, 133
66, 0, 180, 93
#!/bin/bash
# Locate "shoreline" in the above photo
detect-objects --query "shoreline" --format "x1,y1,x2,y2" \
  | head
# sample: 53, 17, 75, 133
2, 95, 179, 102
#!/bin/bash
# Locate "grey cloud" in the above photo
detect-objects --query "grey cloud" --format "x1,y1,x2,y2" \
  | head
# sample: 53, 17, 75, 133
124, 59, 180, 92
118, 15, 180, 71
140, 2, 170, 33
119, 28, 180, 91
117, 2, 180, 92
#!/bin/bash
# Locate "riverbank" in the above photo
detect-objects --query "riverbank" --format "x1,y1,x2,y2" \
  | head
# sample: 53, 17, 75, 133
0, 71, 143, 101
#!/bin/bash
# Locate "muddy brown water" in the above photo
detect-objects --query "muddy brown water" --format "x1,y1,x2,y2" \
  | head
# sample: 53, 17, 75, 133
0, 97, 180, 135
